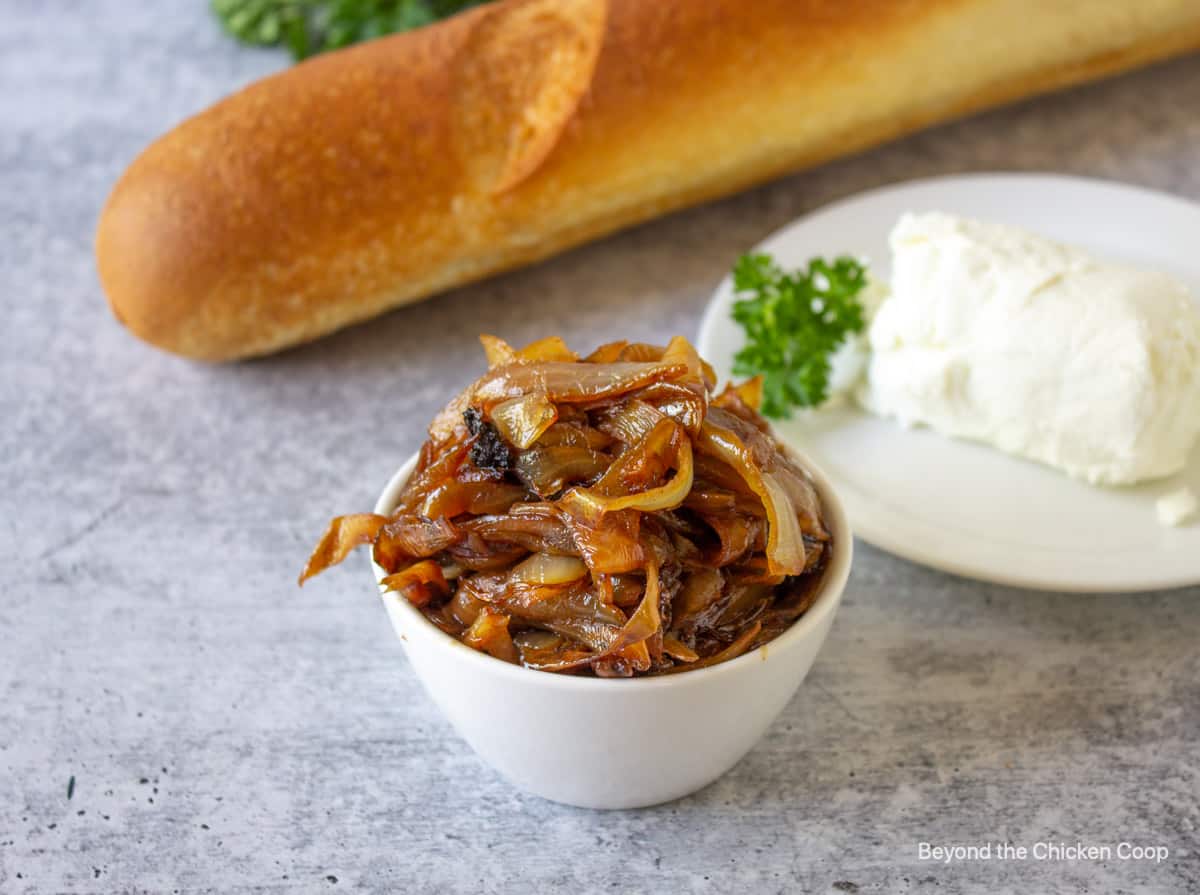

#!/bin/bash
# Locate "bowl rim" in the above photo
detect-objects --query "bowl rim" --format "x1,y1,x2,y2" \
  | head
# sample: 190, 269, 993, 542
371, 442, 852, 690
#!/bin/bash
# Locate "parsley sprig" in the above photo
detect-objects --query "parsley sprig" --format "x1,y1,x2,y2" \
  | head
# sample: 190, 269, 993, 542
730, 253, 868, 418
211, 0, 487, 60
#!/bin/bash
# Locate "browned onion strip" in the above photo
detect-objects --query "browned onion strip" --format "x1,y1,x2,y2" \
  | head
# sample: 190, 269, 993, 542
398, 442, 470, 512
682, 488, 738, 513
515, 335, 578, 363
521, 589, 626, 627
617, 343, 665, 362
660, 336, 708, 395
557, 496, 645, 574
512, 553, 589, 585
300, 335, 831, 677
662, 621, 763, 674
536, 422, 614, 450
418, 480, 527, 519
299, 514, 388, 584
724, 375, 764, 413
490, 393, 558, 449
463, 608, 519, 663
662, 635, 700, 663
769, 461, 829, 546
373, 515, 461, 573
591, 417, 676, 494
697, 511, 759, 567
585, 341, 628, 363
634, 382, 707, 435
543, 617, 621, 655
604, 559, 662, 655
513, 445, 610, 497
381, 560, 450, 608
473, 361, 689, 407
563, 418, 693, 517
479, 334, 517, 368
697, 419, 806, 577
458, 509, 578, 556
594, 400, 666, 446
516, 633, 602, 672
673, 568, 724, 620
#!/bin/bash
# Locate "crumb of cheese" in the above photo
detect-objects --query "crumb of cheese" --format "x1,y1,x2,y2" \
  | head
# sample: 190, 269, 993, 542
1156, 488, 1198, 527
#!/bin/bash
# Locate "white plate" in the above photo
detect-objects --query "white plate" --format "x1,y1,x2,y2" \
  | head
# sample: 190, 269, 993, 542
698, 173, 1200, 593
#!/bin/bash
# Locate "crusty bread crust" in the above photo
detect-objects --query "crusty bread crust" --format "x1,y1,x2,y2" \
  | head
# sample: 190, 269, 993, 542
96, 0, 1200, 360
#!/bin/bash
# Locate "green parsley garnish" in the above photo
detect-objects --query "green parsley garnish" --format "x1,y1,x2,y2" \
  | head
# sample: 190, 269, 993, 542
730, 253, 868, 418
211, 0, 488, 61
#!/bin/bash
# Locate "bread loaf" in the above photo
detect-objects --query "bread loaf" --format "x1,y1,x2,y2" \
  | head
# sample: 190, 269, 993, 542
95, 0, 1200, 360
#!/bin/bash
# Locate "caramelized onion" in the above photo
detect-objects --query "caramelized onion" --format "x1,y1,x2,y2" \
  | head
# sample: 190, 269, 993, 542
381, 560, 450, 608
605, 558, 662, 655
419, 480, 526, 519
662, 634, 700, 663
463, 608, 519, 663
558, 496, 645, 575
518, 588, 625, 628
458, 508, 578, 556
490, 393, 558, 449
373, 515, 460, 573
673, 567, 725, 621
473, 361, 688, 407
515, 335, 578, 363
398, 442, 470, 512
569, 421, 693, 515
514, 629, 600, 672
513, 553, 589, 585
300, 336, 831, 677
536, 421, 613, 450
299, 514, 387, 584
698, 417, 806, 577
663, 621, 763, 674
594, 400, 664, 446
585, 340, 628, 363
721, 375, 764, 413
617, 343, 665, 362
633, 381, 707, 435
479, 334, 517, 368
513, 446, 609, 497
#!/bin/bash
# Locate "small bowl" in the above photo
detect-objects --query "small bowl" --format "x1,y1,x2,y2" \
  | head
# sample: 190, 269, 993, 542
371, 449, 852, 809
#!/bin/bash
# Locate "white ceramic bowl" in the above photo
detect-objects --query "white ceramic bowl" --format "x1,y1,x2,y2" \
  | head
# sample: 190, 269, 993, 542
371, 450, 852, 809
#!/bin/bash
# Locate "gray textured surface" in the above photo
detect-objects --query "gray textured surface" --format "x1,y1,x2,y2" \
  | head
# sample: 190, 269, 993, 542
2, 3, 1199, 893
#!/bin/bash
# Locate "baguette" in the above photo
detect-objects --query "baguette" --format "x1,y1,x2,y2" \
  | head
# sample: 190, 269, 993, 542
96, 0, 1200, 361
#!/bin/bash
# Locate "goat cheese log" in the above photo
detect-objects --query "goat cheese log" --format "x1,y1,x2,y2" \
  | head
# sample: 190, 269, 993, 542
95, 0, 1200, 360
859, 213, 1200, 485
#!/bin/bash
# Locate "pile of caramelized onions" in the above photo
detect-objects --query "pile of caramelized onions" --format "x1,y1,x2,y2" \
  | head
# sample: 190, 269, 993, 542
301, 336, 832, 677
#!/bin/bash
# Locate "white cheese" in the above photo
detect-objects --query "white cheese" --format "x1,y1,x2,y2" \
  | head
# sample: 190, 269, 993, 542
826, 275, 888, 404
1156, 488, 1198, 527
858, 212, 1200, 485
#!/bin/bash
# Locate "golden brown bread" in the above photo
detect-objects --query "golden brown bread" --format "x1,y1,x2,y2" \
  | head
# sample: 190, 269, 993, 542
96, 0, 1200, 360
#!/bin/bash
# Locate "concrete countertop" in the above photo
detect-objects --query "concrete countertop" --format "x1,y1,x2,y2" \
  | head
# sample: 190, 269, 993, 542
2, 3, 1197, 892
